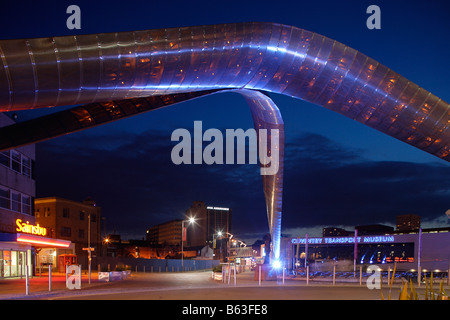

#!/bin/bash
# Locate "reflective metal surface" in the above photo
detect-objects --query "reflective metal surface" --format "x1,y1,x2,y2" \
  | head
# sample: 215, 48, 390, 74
1, 22, 449, 261
0, 90, 220, 151
237, 89, 284, 261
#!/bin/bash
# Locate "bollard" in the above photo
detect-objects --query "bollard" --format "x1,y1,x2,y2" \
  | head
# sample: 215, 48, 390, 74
417, 266, 421, 287
306, 266, 309, 285
333, 265, 336, 286
48, 264, 52, 292
259, 265, 261, 286
282, 266, 285, 285
223, 266, 226, 283
234, 264, 237, 286
359, 265, 362, 286
25, 266, 29, 295
151, 266, 154, 273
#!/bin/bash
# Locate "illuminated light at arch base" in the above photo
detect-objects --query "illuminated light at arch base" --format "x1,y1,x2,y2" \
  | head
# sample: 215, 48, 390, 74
0, 22, 449, 263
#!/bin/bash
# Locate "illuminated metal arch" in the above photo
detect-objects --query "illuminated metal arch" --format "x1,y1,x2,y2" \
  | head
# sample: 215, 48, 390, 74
0, 22, 449, 262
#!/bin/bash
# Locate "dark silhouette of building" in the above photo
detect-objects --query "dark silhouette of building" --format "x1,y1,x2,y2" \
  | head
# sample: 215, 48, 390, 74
396, 214, 421, 232
185, 201, 232, 247
355, 224, 394, 235
323, 227, 353, 237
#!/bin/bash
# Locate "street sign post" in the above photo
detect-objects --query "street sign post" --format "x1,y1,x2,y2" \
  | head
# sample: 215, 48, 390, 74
83, 247, 95, 284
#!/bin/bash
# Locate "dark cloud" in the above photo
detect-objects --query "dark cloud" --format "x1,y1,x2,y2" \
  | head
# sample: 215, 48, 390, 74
282, 133, 450, 231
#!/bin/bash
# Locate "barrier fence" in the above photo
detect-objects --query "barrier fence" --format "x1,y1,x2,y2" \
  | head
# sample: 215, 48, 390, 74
84, 257, 220, 273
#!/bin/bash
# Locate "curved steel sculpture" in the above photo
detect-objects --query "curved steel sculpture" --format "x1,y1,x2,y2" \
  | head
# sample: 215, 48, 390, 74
0, 22, 449, 262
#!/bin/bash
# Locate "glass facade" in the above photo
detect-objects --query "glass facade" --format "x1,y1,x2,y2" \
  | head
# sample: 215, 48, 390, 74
0, 147, 35, 215
293, 243, 415, 265
0, 249, 32, 278
0, 150, 34, 178
0, 187, 34, 215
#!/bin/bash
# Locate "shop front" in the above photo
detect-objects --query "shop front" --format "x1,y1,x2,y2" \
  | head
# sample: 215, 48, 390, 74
0, 220, 73, 278
0, 233, 33, 278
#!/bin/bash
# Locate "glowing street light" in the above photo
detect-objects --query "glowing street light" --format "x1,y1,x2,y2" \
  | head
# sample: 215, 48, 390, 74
272, 260, 282, 269
181, 216, 196, 269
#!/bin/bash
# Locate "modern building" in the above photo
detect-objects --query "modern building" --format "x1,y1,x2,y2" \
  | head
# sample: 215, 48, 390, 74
396, 214, 421, 232
34, 197, 102, 265
0, 113, 36, 278
146, 219, 182, 246
185, 201, 232, 247
0, 114, 73, 278
283, 227, 450, 272
206, 205, 232, 243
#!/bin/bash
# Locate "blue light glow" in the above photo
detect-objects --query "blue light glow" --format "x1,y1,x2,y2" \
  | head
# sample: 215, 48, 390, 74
272, 260, 282, 269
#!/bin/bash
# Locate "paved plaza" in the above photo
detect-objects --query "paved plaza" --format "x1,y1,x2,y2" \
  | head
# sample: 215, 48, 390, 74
0, 269, 443, 300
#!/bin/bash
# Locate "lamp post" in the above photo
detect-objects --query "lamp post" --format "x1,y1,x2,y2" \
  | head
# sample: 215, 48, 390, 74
210, 231, 223, 261
88, 213, 91, 284
181, 217, 195, 270
218, 232, 233, 263
212, 231, 221, 260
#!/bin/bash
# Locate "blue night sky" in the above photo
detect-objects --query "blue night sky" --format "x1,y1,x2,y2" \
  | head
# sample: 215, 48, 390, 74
1, 0, 449, 243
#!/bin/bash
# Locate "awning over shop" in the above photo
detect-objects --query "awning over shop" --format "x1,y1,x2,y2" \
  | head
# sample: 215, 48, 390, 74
16, 233, 71, 248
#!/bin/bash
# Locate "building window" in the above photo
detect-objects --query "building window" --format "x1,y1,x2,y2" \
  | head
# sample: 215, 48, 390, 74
44, 208, 51, 217
79, 211, 85, 220
90, 214, 96, 223
0, 187, 9, 209
78, 229, 85, 239
61, 227, 71, 237
10, 150, 21, 173
0, 187, 33, 215
0, 151, 9, 167
21, 195, 31, 215
11, 192, 21, 212
21, 156, 31, 178
62, 208, 70, 218
0, 150, 33, 178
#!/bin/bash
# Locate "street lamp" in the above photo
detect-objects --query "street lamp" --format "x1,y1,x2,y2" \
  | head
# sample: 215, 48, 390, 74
217, 232, 233, 263
181, 216, 195, 270
212, 231, 223, 260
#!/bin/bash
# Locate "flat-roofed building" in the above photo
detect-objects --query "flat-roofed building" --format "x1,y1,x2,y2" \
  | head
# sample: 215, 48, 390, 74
34, 197, 102, 258
146, 219, 182, 246
396, 214, 421, 232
